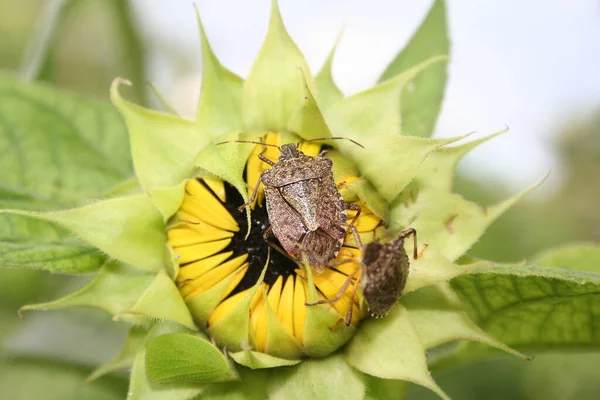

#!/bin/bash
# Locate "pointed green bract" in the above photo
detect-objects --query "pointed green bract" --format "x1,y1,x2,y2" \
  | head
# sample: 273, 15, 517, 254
338, 135, 465, 202
287, 73, 333, 141
363, 375, 408, 400
19, 261, 154, 316
268, 354, 365, 400
149, 181, 187, 221
87, 325, 149, 383
391, 177, 545, 261
128, 323, 205, 400
2, 194, 167, 271
302, 264, 357, 357
229, 350, 301, 369
327, 56, 447, 139
404, 247, 482, 293
403, 283, 528, 359
314, 32, 344, 111
195, 132, 256, 204
344, 178, 389, 222
379, 0, 449, 138
412, 130, 505, 192
111, 79, 211, 191
0, 214, 105, 273
263, 291, 303, 359
120, 270, 197, 330
345, 305, 449, 400
195, 6, 244, 135
242, 0, 315, 131
146, 333, 237, 384
207, 262, 269, 351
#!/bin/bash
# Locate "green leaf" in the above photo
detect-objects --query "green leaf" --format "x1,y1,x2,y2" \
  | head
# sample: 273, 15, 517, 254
1, 194, 167, 272
229, 350, 300, 369
390, 177, 545, 261
0, 215, 105, 273
327, 56, 446, 139
452, 265, 600, 354
146, 333, 236, 384
19, 261, 154, 316
345, 304, 449, 400
0, 357, 127, 400
111, 78, 211, 191
314, 32, 344, 111
268, 354, 365, 400
0, 75, 132, 206
120, 270, 197, 330
338, 134, 464, 203
195, 6, 244, 135
531, 242, 600, 273
128, 323, 205, 400
87, 325, 149, 383
242, 0, 315, 131
378, 0, 449, 138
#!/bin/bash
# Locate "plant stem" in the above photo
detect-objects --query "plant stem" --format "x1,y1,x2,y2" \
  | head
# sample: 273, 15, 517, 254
19, 0, 71, 82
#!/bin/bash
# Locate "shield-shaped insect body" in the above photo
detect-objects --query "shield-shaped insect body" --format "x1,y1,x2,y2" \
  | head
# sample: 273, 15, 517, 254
241, 142, 360, 272
306, 228, 423, 327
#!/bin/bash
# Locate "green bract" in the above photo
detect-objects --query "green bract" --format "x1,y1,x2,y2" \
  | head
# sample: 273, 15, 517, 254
2, 1, 599, 399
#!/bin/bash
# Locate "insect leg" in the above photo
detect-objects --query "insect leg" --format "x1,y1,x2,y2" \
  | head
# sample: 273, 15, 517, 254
262, 226, 296, 262
305, 265, 360, 306
344, 268, 362, 326
345, 202, 362, 227
238, 177, 261, 212
397, 228, 428, 259
340, 221, 363, 249
257, 140, 277, 166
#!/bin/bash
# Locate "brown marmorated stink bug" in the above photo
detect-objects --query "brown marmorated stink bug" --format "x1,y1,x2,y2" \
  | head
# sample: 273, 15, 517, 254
306, 227, 426, 327
219, 138, 362, 272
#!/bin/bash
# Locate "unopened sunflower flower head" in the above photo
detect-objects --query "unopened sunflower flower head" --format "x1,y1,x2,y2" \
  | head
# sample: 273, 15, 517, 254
12, 1, 541, 398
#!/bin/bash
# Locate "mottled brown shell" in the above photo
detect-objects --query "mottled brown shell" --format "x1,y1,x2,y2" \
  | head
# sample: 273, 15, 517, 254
360, 236, 410, 318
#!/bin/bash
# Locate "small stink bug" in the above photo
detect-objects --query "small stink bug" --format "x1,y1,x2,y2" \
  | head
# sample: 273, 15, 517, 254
219, 138, 362, 272
306, 228, 425, 326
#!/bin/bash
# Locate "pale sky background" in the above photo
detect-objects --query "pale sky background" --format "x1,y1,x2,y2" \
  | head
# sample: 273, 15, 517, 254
131, 0, 600, 194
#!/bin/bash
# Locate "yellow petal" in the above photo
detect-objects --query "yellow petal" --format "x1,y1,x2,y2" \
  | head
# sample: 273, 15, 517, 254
180, 255, 248, 298
177, 251, 234, 283
175, 238, 231, 264
182, 180, 238, 231
251, 287, 268, 351
293, 276, 307, 343
208, 288, 250, 327
349, 213, 381, 232
277, 276, 295, 337
168, 226, 233, 247
267, 276, 284, 316
313, 269, 360, 318
208, 286, 264, 327
203, 177, 226, 202
222, 264, 249, 298
297, 141, 321, 157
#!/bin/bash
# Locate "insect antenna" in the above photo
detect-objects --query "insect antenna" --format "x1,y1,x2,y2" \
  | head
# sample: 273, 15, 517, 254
214, 140, 280, 148
300, 137, 364, 148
